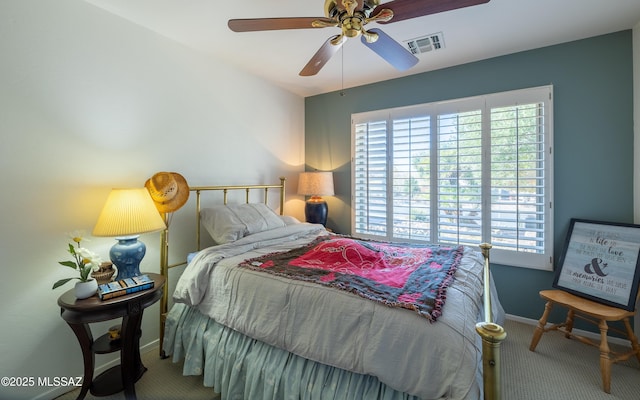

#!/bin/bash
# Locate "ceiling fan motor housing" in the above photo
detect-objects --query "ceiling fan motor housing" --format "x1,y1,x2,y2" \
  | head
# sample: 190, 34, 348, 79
341, 15, 363, 37
325, 0, 384, 40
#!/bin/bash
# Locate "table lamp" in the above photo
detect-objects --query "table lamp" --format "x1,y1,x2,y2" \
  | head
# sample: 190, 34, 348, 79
298, 171, 334, 226
92, 188, 167, 280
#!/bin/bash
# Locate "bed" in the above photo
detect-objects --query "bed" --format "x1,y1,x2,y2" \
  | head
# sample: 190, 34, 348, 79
159, 178, 507, 400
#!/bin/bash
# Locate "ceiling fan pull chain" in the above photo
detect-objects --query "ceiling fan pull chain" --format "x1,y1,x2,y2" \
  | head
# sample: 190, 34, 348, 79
340, 45, 345, 97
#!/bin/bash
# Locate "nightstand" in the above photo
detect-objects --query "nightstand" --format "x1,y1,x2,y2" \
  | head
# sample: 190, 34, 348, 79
57, 273, 165, 400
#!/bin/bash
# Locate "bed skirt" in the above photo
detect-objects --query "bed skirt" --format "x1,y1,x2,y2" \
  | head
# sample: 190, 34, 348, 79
164, 303, 422, 400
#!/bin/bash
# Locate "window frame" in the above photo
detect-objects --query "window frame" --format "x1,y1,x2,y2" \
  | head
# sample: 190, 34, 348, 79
351, 85, 554, 270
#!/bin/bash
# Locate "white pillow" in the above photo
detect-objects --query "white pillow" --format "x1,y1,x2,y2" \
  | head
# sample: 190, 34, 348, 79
200, 203, 286, 244
280, 215, 300, 225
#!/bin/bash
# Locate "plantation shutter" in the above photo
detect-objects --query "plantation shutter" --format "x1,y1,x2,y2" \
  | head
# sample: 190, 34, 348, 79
489, 102, 547, 253
392, 115, 431, 241
353, 119, 388, 237
351, 85, 553, 270
436, 110, 483, 246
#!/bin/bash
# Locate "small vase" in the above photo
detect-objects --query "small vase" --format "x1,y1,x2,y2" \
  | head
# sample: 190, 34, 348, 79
75, 279, 98, 299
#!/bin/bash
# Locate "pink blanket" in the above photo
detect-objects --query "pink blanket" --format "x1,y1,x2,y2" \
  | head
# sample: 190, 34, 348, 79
240, 236, 464, 321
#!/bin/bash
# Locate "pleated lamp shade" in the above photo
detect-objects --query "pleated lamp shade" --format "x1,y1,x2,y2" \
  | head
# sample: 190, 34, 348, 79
92, 188, 167, 279
93, 188, 166, 237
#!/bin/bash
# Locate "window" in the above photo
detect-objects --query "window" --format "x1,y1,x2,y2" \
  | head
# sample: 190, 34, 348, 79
352, 86, 553, 270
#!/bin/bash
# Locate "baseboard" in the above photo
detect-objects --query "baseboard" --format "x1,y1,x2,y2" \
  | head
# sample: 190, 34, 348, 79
504, 313, 632, 347
35, 339, 159, 400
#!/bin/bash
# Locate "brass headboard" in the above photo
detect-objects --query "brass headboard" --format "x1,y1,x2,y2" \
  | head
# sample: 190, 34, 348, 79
156, 177, 506, 400
159, 177, 286, 357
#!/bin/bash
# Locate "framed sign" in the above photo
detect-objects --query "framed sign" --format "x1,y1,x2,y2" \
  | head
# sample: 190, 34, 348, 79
553, 218, 640, 311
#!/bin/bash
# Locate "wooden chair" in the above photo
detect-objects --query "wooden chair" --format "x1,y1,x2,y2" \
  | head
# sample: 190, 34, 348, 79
529, 289, 640, 393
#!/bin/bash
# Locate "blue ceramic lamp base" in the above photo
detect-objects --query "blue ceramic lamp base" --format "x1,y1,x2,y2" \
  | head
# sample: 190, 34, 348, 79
305, 198, 328, 226
110, 235, 146, 280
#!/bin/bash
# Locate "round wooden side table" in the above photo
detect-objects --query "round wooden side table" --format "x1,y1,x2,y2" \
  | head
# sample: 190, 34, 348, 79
57, 273, 165, 400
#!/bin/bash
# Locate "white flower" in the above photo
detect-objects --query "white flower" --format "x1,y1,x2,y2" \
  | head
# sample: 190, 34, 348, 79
54, 232, 105, 290
67, 230, 89, 245
76, 248, 103, 271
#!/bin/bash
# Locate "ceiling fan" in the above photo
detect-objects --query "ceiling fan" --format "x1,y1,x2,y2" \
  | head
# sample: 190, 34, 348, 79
228, 0, 491, 76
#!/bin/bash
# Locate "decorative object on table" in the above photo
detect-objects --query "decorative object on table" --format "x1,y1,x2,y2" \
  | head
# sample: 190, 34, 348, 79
74, 279, 98, 300
108, 325, 121, 341
298, 171, 334, 226
97, 274, 155, 300
91, 261, 115, 284
92, 188, 166, 280
52, 231, 103, 299
144, 171, 189, 213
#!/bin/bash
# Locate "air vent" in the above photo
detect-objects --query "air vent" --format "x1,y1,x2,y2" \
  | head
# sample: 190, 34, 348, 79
404, 32, 445, 55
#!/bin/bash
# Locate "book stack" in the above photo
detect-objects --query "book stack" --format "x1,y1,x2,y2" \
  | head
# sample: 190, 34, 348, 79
98, 274, 154, 300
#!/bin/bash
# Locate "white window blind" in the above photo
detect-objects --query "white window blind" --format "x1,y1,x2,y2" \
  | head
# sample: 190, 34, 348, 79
353, 119, 388, 236
392, 115, 431, 241
352, 86, 553, 270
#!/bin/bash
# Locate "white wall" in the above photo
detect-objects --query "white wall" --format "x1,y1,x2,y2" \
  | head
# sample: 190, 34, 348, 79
0, 1, 305, 399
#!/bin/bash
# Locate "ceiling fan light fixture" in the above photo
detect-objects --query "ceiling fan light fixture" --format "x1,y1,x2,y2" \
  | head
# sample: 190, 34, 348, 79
339, 12, 365, 37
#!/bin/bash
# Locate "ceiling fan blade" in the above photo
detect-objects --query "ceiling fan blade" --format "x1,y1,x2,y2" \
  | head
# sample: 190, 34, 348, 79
361, 28, 418, 71
228, 17, 333, 32
372, 0, 490, 24
300, 35, 345, 76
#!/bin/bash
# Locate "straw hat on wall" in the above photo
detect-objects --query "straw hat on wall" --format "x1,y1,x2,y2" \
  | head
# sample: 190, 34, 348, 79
144, 172, 189, 213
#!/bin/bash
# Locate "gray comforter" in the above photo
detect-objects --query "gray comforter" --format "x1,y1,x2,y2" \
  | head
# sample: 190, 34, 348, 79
172, 223, 504, 399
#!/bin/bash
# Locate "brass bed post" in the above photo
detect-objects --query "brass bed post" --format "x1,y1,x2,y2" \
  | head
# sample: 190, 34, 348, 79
196, 189, 202, 251
279, 176, 285, 215
475, 243, 506, 400
159, 213, 170, 358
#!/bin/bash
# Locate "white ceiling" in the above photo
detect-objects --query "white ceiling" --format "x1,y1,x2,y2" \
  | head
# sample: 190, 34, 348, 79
83, 0, 640, 97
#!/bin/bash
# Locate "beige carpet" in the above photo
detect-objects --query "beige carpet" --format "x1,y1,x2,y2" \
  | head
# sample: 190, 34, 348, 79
502, 318, 639, 400
56, 319, 639, 400
54, 351, 220, 400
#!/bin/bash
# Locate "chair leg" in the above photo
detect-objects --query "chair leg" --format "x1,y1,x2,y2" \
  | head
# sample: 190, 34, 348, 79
598, 319, 612, 394
529, 300, 553, 351
564, 309, 575, 339
622, 317, 640, 363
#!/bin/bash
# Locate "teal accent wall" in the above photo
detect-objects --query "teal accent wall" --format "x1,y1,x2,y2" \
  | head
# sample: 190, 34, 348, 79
304, 30, 634, 323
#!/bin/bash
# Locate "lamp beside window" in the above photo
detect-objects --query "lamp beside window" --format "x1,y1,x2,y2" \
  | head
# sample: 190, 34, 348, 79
298, 171, 334, 226
92, 188, 167, 280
